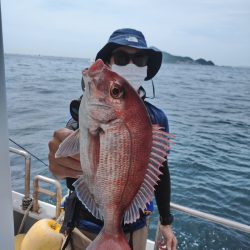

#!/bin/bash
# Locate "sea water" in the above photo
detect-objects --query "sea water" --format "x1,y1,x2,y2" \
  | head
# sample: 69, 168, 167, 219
5, 54, 250, 249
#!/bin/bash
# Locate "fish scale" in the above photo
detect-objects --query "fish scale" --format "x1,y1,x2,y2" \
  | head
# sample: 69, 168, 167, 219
95, 121, 131, 211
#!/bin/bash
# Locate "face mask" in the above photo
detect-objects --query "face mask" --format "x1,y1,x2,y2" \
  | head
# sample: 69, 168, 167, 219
111, 64, 147, 91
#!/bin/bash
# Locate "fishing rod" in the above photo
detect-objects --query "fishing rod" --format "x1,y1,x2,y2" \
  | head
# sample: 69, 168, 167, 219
9, 138, 48, 167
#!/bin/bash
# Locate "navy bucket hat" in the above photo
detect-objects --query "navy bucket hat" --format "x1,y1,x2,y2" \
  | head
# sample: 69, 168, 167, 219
95, 28, 162, 80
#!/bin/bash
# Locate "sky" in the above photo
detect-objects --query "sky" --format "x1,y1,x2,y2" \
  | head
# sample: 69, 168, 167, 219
2, 0, 250, 67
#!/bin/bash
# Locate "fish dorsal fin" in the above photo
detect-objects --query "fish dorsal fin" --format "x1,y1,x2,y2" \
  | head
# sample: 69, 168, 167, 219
55, 129, 80, 158
124, 125, 171, 224
73, 176, 103, 220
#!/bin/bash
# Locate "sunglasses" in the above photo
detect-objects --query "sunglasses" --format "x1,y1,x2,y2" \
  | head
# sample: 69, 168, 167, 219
111, 50, 149, 67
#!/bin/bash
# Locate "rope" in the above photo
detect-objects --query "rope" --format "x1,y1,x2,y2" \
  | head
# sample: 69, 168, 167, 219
18, 200, 33, 234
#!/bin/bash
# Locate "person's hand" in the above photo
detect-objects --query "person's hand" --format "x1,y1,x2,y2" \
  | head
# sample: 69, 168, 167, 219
158, 224, 177, 250
48, 128, 82, 179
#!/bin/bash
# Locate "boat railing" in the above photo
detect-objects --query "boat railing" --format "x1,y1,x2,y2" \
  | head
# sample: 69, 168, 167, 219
9, 147, 62, 218
9, 146, 31, 207
33, 175, 62, 218
170, 202, 250, 234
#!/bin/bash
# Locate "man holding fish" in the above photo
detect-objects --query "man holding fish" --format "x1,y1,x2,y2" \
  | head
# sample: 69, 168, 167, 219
48, 28, 177, 250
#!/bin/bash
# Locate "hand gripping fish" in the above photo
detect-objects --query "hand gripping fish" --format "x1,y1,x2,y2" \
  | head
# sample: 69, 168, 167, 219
56, 59, 171, 250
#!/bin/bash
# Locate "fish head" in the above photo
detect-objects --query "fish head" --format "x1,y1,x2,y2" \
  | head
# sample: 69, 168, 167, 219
81, 59, 143, 127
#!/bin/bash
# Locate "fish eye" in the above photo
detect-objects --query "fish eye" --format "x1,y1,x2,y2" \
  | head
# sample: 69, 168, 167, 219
110, 83, 124, 99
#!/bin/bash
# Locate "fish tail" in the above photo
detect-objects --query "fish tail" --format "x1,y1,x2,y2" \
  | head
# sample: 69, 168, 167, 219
87, 229, 131, 250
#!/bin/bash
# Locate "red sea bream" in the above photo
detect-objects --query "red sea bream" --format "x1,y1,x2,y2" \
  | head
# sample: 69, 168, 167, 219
56, 59, 171, 250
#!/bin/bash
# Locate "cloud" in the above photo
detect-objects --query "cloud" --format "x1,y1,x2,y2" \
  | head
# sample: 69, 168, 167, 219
2, 0, 250, 66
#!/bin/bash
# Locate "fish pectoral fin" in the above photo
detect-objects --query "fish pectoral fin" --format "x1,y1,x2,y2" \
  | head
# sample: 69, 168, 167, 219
55, 129, 80, 158
73, 176, 103, 220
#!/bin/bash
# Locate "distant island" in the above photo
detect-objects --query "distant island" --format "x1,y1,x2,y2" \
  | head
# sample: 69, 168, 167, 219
161, 51, 215, 66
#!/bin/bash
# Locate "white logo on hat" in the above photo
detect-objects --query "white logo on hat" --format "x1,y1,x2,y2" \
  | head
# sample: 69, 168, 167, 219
126, 36, 138, 43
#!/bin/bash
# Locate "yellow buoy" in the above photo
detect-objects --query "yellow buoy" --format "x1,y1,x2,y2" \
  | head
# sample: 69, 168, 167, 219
21, 219, 65, 250
15, 234, 26, 250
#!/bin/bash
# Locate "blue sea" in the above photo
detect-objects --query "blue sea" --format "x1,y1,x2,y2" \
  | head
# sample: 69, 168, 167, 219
5, 54, 250, 249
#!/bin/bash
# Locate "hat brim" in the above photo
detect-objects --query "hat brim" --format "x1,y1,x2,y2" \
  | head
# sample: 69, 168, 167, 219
95, 42, 162, 80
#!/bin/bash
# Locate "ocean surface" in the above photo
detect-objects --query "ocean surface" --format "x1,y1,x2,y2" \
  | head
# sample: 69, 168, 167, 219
5, 54, 250, 249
